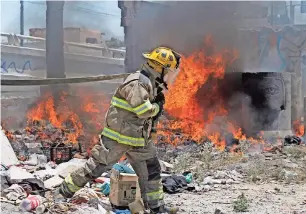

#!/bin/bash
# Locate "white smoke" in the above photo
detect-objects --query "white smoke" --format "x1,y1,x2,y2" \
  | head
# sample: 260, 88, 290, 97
0, 1, 124, 40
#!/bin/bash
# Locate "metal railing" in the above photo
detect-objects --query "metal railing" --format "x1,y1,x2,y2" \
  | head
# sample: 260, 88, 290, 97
1, 73, 130, 86
0, 32, 126, 59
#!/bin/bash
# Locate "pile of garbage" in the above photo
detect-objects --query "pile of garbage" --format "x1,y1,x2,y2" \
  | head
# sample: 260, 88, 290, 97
3, 122, 92, 164
1, 127, 195, 214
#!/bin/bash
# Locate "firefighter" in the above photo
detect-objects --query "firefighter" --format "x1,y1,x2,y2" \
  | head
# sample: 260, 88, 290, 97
59, 47, 181, 214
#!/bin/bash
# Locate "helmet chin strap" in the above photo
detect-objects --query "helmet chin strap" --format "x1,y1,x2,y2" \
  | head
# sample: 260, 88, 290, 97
155, 68, 168, 93
145, 62, 168, 92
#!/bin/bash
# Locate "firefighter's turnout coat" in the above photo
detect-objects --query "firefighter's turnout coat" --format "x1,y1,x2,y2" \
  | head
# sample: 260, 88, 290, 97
68, 64, 165, 209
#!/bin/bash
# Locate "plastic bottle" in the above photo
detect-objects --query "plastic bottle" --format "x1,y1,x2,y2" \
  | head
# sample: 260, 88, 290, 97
185, 173, 193, 184
19, 195, 42, 211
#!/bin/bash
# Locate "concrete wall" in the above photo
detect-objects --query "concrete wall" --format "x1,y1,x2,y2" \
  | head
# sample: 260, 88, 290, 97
1, 45, 124, 77
240, 26, 306, 129
242, 72, 292, 138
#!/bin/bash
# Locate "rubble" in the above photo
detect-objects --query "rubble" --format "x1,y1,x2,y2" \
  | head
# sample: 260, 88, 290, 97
44, 175, 63, 189
2, 184, 27, 202
1, 122, 306, 214
7, 166, 35, 181
202, 170, 243, 187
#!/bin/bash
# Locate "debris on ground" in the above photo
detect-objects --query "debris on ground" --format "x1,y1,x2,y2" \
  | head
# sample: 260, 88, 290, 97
201, 170, 243, 191
1, 127, 306, 213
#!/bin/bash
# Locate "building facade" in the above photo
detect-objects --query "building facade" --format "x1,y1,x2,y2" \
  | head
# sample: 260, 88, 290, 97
29, 27, 102, 44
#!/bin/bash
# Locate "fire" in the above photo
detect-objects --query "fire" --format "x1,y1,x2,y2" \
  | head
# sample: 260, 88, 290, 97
26, 88, 110, 148
158, 36, 264, 149
293, 120, 304, 137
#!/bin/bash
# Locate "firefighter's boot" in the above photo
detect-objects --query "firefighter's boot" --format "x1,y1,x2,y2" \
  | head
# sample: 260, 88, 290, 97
59, 175, 81, 198
151, 205, 179, 214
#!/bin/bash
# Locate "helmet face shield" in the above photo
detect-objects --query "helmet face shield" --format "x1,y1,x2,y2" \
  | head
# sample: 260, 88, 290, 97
172, 50, 181, 69
163, 67, 180, 86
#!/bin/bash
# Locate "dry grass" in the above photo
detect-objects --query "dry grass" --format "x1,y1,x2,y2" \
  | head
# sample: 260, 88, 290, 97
171, 143, 306, 184
283, 146, 306, 159
173, 147, 244, 181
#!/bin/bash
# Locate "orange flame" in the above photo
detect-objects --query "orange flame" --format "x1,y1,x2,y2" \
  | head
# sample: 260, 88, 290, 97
293, 120, 304, 137
26, 89, 110, 148
158, 36, 263, 149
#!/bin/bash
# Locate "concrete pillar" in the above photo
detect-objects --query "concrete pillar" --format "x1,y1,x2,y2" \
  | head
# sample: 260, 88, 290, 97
278, 27, 305, 135
242, 72, 292, 138
291, 63, 304, 131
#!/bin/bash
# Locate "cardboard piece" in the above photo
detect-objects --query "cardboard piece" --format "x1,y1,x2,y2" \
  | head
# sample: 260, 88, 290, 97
109, 169, 141, 207
0, 128, 18, 166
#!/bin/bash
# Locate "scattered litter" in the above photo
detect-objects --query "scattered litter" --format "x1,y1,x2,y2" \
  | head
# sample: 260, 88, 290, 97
99, 181, 111, 196
109, 169, 141, 207
285, 135, 302, 145
7, 166, 34, 182
19, 194, 45, 211
162, 175, 188, 194
22, 154, 39, 166
70, 187, 104, 204
202, 170, 242, 187
3, 184, 27, 201
55, 158, 87, 177
44, 175, 63, 189
182, 171, 193, 184
114, 209, 131, 214
2, 121, 306, 214
113, 163, 135, 174
203, 185, 211, 192
160, 160, 174, 172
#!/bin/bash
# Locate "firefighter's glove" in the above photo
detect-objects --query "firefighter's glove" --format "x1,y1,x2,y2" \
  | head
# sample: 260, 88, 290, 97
153, 93, 165, 118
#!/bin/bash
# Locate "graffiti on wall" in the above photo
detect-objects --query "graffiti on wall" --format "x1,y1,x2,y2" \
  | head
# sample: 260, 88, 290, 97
1, 59, 33, 74
241, 26, 306, 73
257, 28, 286, 72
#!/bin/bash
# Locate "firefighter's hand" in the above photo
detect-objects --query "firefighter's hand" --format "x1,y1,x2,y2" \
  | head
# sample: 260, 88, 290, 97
154, 93, 165, 117
154, 92, 165, 105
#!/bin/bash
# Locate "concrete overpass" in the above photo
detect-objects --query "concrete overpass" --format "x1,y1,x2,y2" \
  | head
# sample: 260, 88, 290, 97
1, 33, 126, 76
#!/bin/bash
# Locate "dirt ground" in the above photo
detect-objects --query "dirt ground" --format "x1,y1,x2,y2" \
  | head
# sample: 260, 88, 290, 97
1, 183, 305, 214
159, 142, 306, 214
166, 183, 306, 214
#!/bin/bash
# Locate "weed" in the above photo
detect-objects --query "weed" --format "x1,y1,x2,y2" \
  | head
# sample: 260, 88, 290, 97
233, 193, 249, 212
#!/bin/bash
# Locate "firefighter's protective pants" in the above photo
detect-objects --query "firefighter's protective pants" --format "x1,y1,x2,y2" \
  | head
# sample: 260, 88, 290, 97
70, 136, 164, 209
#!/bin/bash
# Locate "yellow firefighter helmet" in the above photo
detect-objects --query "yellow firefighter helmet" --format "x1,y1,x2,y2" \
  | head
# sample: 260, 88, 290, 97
142, 47, 181, 73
